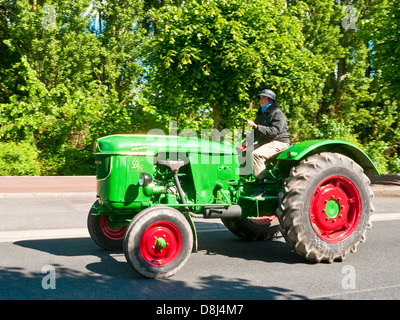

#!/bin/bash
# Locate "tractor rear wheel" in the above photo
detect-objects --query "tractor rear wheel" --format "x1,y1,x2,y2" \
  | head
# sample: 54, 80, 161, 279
277, 152, 374, 262
124, 206, 193, 279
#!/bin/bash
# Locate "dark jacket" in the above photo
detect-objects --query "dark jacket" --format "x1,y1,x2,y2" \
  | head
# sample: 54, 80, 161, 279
253, 102, 290, 146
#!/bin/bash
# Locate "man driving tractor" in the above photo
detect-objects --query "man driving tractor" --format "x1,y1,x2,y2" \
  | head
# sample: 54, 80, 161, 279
246, 89, 290, 197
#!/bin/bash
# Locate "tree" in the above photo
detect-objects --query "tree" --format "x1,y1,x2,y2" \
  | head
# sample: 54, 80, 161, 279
1, 0, 400, 175
0, 0, 147, 174
359, 0, 400, 172
146, 0, 329, 136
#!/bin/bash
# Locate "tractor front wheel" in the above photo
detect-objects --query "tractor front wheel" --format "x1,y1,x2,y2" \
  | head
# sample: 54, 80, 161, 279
277, 152, 374, 262
124, 206, 193, 279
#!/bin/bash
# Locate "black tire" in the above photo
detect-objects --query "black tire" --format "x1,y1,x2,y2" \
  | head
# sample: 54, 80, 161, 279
277, 152, 374, 263
123, 206, 193, 279
87, 200, 127, 250
221, 217, 280, 241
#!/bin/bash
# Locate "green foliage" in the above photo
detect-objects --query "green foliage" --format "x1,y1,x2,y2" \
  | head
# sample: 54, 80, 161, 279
147, 0, 328, 133
1, 0, 400, 175
311, 116, 361, 148
0, 0, 147, 174
364, 140, 390, 174
388, 156, 400, 173
0, 140, 40, 175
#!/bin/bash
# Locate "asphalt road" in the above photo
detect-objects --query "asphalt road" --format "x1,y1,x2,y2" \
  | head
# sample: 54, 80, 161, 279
0, 176, 400, 301
0, 197, 400, 300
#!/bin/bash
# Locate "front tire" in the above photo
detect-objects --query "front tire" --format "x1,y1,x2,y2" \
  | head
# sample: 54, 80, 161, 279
123, 206, 193, 279
277, 152, 374, 262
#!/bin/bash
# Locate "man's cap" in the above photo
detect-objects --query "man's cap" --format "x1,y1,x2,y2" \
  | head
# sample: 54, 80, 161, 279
258, 89, 276, 101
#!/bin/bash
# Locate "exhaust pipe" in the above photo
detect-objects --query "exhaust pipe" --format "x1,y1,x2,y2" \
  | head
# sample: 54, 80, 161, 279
201, 205, 242, 219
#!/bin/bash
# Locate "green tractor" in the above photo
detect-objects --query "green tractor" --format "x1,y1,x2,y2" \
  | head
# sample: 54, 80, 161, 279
88, 133, 378, 278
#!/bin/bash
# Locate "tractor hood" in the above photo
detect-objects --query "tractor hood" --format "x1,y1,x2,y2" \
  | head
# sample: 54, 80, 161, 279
94, 134, 236, 156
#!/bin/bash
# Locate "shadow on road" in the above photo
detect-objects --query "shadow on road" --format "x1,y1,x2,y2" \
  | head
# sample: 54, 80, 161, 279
2, 233, 308, 300
196, 231, 305, 265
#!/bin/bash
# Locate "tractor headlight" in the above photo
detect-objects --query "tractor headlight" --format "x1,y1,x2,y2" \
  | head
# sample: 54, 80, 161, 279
139, 172, 152, 186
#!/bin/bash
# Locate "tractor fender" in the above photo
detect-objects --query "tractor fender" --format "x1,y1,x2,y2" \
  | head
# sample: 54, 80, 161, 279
277, 140, 380, 178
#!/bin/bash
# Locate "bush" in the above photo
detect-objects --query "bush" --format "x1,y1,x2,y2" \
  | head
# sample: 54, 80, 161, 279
310, 115, 362, 148
0, 141, 41, 176
364, 140, 390, 174
60, 146, 95, 176
388, 156, 400, 174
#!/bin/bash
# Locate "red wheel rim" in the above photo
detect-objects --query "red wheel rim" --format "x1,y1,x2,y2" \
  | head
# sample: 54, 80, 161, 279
309, 175, 361, 243
100, 215, 127, 241
140, 221, 182, 266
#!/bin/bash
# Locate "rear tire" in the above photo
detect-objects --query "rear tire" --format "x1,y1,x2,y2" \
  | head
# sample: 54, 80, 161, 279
277, 152, 373, 262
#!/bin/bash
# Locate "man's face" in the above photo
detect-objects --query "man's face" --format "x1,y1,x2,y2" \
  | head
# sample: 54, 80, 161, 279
259, 96, 271, 106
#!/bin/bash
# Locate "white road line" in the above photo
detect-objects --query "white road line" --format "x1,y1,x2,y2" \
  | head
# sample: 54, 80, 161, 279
0, 225, 228, 243
1, 213, 399, 243
370, 213, 400, 222
310, 283, 400, 300
0, 228, 90, 242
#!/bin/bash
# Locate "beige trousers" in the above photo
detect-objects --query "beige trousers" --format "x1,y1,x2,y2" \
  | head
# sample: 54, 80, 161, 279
251, 140, 290, 179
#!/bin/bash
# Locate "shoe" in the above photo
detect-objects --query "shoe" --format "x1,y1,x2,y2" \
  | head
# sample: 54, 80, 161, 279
250, 179, 265, 198
250, 188, 264, 198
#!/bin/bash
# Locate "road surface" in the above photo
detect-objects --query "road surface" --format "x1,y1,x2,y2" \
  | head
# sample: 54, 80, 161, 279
0, 176, 400, 300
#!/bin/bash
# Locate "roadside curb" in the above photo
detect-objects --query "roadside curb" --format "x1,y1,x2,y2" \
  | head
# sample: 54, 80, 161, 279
370, 186, 400, 197
1, 187, 398, 197
1, 185, 399, 199
0, 192, 97, 199
0, 176, 96, 195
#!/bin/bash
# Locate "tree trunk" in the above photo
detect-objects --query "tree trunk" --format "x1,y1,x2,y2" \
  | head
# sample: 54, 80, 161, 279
213, 105, 221, 129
